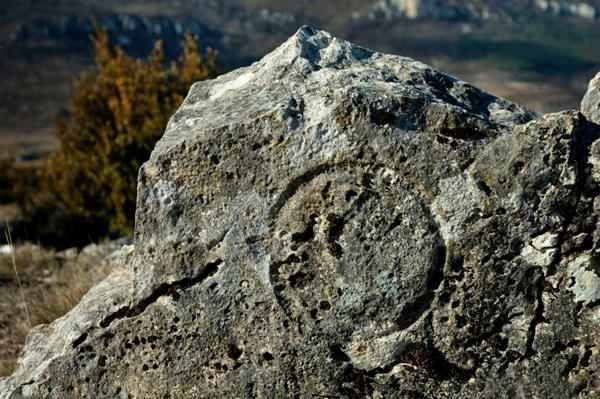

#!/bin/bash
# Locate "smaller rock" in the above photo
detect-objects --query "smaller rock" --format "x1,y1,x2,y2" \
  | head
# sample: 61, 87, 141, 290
432, 172, 485, 241
582, 71, 600, 124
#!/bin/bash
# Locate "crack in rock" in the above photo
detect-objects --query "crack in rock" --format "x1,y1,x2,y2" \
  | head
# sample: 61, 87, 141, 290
98, 259, 222, 329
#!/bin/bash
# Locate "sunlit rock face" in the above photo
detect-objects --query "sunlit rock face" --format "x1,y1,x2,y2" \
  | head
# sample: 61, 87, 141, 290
1, 27, 600, 399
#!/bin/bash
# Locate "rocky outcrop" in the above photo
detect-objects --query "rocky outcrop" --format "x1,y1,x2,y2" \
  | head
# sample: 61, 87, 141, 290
583, 71, 600, 124
1, 27, 600, 398
9, 14, 223, 57
356, 0, 600, 23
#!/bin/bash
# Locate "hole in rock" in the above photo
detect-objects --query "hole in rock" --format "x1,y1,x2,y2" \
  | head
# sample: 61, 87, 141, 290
289, 271, 314, 288
274, 284, 285, 292
329, 345, 350, 362
371, 109, 396, 126
513, 161, 525, 175
387, 214, 403, 233
291, 227, 314, 243
580, 348, 593, 367
72, 333, 88, 349
401, 343, 472, 381
321, 181, 331, 199
436, 135, 449, 144
439, 292, 451, 303
477, 181, 492, 196
227, 345, 243, 360
329, 243, 343, 259
345, 189, 357, 202
401, 389, 425, 399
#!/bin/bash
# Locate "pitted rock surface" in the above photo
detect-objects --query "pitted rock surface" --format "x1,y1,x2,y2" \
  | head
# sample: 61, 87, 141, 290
1, 27, 600, 399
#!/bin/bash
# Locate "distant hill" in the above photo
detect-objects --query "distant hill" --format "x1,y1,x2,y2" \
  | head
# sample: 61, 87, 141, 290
1, 0, 600, 153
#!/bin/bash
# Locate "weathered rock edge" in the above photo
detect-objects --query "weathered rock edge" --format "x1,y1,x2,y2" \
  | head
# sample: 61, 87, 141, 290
1, 26, 600, 398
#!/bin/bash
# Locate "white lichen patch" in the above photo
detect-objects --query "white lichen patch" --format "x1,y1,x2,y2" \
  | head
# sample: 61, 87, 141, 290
531, 232, 559, 250
432, 172, 485, 241
209, 71, 255, 101
568, 255, 600, 305
149, 180, 180, 213
521, 231, 560, 271
521, 245, 558, 270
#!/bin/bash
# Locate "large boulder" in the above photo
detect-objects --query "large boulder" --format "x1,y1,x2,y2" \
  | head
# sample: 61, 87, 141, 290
1, 27, 600, 398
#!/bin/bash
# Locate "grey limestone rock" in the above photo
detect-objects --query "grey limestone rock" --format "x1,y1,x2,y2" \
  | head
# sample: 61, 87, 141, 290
1, 27, 600, 398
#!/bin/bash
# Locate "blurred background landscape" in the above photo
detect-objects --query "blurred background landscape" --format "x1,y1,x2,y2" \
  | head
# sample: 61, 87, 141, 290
2, 0, 600, 162
1, 0, 600, 377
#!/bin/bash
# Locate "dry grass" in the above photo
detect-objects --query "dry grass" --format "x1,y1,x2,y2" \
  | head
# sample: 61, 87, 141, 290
4, 225, 31, 331
0, 242, 115, 376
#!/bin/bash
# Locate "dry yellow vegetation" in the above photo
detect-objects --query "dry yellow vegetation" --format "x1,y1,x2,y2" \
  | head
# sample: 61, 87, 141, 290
0, 240, 122, 376
34, 25, 221, 239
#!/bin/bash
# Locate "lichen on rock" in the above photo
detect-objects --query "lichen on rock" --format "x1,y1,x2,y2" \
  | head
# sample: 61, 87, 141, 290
1, 26, 599, 399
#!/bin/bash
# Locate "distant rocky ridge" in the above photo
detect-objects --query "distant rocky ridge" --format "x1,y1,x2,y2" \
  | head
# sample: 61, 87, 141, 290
8, 14, 224, 60
356, 0, 600, 22
4, 2, 302, 67
5, 0, 600, 69
536, 0, 598, 19
1, 27, 599, 398
358, 0, 501, 22
2, 0, 600, 135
